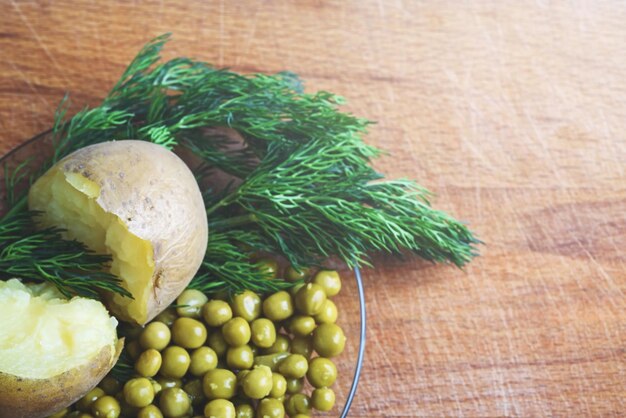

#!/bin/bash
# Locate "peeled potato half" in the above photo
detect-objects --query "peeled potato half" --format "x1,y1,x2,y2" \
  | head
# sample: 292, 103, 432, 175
0, 279, 121, 418
28, 140, 209, 325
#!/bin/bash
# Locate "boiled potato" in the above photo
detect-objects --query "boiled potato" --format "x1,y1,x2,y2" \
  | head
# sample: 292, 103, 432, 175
29, 140, 208, 325
0, 279, 121, 418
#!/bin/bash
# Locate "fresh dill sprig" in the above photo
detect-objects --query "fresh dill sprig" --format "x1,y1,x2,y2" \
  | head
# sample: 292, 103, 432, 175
109, 349, 134, 383
0, 211, 130, 299
1, 33, 479, 299
203, 137, 478, 269
181, 131, 259, 179
52, 97, 135, 164
188, 230, 292, 295
4, 158, 32, 209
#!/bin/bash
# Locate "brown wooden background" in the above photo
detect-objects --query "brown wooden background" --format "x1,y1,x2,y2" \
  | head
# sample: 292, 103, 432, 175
2, 1, 626, 416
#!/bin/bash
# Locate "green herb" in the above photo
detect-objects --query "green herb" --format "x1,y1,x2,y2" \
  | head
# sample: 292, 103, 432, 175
204, 137, 477, 269
1, 33, 479, 298
189, 229, 292, 295
0, 210, 130, 299
108, 349, 134, 383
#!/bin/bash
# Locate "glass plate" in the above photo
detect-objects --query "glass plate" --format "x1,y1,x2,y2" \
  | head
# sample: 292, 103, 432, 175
0, 131, 365, 417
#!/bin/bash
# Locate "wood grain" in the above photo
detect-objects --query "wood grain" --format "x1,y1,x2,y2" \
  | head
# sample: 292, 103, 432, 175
1, 1, 626, 416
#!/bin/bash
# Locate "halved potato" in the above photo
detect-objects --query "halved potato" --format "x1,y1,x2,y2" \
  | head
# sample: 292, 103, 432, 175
28, 140, 209, 325
0, 279, 121, 418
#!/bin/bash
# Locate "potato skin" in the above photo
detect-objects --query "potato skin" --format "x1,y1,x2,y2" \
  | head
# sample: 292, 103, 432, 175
0, 339, 122, 418
30, 140, 209, 324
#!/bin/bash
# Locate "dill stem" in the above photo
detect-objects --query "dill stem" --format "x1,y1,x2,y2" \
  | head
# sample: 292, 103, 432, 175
2, 195, 27, 221
205, 192, 239, 217
209, 213, 258, 231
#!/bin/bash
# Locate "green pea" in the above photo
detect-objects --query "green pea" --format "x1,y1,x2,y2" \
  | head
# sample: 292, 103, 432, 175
175, 289, 208, 318
234, 403, 254, 418
137, 405, 163, 418
290, 336, 313, 359
306, 357, 337, 388
77, 387, 105, 412
171, 317, 208, 348
91, 395, 121, 418
256, 398, 285, 418
241, 365, 273, 399
114, 393, 139, 418
202, 300, 233, 327
312, 323, 346, 358
284, 265, 310, 282
222, 317, 251, 347
207, 330, 229, 357
237, 370, 250, 387
230, 290, 261, 321
135, 348, 162, 377
139, 321, 171, 351
287, 316, 316, 337
311, 387, 336, 412
203, 399, 235, 418
278, 354, 308, 378
98, 377, 121, 395
182, 379, 206, 407
149, 378, 163, 395
285, 377, 304, 394
294, 283, 327, 315
153, 308, 178, 327
262, 333, 291, 354
155, 376, 182, 390
123, 377, 155, 408
269, 373, 287, 398
262, 291, 294, 322
160, 346, 191, 378
158, 388, 190, 418
189, 346, 218, 376
284, 393, 311, 416
203, 369, 237, 400
226, 344, 254, 369
250, 318, 276, 348
313, 299, 338, 324
289, 283, 305, 298
312, 270, 341, 296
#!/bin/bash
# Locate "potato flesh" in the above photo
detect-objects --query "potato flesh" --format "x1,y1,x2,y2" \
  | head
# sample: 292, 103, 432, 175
31, 170, 155, 322
0, 279, 117, 379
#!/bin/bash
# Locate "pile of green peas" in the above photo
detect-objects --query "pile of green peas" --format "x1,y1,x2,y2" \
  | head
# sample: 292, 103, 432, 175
49, 264, 346, 418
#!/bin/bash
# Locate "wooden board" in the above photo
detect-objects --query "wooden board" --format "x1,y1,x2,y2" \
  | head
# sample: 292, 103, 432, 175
1, 1, 625, 416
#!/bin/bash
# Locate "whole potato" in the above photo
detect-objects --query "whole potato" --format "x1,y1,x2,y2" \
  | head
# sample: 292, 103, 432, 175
28, 140, 208, 325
